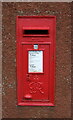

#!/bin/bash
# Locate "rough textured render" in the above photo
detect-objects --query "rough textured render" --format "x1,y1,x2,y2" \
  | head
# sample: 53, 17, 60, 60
2, 2, 71, 118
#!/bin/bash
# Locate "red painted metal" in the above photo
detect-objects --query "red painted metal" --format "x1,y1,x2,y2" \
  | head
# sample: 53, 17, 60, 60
16, 16, 56, 106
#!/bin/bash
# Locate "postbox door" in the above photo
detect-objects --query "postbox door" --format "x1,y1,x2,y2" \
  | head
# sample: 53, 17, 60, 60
20, 43, 50, 102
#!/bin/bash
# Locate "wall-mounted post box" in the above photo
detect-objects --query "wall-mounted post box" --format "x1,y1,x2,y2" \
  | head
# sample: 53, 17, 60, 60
16, 16, 56, 106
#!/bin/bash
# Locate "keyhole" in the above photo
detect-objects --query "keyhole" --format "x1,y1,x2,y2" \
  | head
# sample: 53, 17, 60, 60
26, 74, 30, 81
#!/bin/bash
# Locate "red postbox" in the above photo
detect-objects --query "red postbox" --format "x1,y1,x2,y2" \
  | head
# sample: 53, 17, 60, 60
16, 16, 56, 106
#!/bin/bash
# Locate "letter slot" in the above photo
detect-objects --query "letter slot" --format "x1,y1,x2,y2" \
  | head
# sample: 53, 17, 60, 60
22, 28, 50, 37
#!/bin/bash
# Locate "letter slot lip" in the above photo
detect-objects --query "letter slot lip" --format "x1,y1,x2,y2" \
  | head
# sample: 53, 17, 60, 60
22, 27, 50, 37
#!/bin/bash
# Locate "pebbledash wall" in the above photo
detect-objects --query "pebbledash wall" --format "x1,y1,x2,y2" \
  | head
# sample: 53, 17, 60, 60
2, 2, 71, 118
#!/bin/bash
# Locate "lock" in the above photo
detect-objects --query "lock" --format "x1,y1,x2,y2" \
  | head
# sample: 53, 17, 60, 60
26, 74, 30, 81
